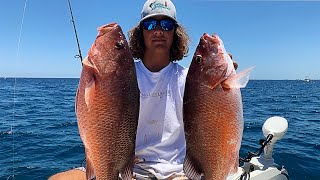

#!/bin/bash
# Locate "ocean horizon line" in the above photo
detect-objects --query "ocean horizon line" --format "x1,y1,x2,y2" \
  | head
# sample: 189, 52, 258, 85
1, 77, 319, 81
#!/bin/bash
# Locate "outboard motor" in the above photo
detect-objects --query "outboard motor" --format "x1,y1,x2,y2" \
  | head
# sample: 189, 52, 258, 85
236, 116, 290, 180
262, 116, 288, 161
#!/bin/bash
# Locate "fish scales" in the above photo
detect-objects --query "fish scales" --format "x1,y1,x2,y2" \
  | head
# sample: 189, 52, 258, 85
184, 83, 243, 179
76, 23, 139, 180
183, 33, 250, 180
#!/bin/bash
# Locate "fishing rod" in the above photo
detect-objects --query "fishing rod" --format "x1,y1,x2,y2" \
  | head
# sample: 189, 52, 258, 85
7, 0, 29, 179
67, 0, 83, 64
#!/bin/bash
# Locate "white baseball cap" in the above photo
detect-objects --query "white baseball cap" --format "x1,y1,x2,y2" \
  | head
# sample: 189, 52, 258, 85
140, 0, 177, 23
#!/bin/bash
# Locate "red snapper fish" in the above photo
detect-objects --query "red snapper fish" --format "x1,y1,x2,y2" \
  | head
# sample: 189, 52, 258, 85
183, 33, 253, 180
75, 23, 139, 180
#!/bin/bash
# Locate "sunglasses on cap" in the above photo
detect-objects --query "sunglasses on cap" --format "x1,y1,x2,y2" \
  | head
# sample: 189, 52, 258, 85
142, 18, 176, 31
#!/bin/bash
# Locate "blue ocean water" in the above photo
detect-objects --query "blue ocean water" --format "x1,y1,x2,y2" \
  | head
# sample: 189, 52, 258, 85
0, 78, 319, 180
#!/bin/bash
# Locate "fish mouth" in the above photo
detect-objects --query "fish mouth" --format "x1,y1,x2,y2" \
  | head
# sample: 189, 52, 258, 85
97, 22, 118, 37
201, 33, 219, 55
102, 22, 118, 29
202, 33, 220, 44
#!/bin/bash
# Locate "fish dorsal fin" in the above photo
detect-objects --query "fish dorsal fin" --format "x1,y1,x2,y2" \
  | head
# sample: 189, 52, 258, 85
222, 67, 254, 89
85, 154, 95, 180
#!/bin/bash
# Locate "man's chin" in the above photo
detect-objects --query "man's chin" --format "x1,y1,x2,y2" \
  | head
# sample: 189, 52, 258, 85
152, 43, 169, 48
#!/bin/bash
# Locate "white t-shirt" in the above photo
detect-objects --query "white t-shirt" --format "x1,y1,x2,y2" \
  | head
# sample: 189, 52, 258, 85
134, 60, 188, 179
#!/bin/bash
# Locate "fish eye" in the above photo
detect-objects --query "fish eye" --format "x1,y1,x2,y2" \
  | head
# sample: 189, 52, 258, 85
196, 55, 202, 63
115, 40, 124, 50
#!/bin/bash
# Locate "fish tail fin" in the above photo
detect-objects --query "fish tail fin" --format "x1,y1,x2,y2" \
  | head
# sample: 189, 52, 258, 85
85, 155, 95, 180
184, 154, 204, 180
222, 67, 254, 89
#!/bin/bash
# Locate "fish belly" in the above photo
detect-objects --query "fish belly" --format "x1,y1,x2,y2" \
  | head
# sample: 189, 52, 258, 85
184, 84, 243, 179
77, 68, 139, 179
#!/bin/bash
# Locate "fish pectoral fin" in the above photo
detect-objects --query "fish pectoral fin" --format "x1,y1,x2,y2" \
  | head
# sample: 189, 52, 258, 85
82, 56, 94, 69
84, 77, 96, 109
183, 154, 203, 180
85, 155, 95, 180
83, 55, 100, 75
82, 56, 98, 109
222, 67, 254, 89
75, 88, 80, 114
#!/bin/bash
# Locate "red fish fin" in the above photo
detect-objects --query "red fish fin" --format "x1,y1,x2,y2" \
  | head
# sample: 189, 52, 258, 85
86, 156, 95, 179
81, 56, 97, 109
84, 77, 96, 109
183, 154, 204, 180
120, 162, 133, 180
82, 56, 94, 69
85, 155, 95, 180
222, 67, 254, 89
82, 55, 100, 75
75, 87, 80, 114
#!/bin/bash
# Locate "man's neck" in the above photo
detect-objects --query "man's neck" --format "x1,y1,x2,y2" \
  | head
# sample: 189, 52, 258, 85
142, 49, 171, 72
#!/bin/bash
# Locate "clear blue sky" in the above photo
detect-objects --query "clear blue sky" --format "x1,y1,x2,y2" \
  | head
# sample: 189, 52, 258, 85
1, 0, 319, 80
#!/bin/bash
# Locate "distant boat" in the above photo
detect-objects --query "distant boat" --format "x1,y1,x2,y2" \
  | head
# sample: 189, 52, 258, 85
304, 76, 311, 82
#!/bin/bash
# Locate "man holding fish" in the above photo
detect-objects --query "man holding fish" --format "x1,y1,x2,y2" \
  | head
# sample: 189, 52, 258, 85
49, 0, 248, 179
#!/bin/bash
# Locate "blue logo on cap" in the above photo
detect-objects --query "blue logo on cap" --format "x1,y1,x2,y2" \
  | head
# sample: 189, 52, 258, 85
149, 1, 170, 11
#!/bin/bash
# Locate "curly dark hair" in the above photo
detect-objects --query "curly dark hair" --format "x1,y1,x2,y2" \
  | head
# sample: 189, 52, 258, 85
127, 23, 190, 61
